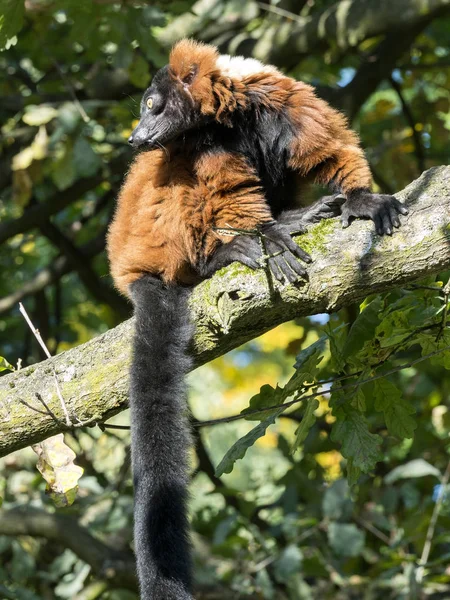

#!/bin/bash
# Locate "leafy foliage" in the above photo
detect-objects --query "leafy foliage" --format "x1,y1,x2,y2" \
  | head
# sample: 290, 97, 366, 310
0, 0, 450, 598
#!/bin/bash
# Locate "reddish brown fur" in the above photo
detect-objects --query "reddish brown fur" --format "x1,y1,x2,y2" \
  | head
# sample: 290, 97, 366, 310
108, 40, 373, 296
107, 147, 272, 295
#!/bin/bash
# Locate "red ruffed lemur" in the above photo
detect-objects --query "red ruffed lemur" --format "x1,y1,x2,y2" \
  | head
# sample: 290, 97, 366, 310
107, 39, 407, 599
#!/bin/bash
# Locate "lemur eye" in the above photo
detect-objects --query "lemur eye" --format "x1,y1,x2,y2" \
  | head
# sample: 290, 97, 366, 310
146, 97, 153, 110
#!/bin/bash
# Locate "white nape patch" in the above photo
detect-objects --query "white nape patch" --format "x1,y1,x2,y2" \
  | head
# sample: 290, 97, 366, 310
216, 54, 278, 79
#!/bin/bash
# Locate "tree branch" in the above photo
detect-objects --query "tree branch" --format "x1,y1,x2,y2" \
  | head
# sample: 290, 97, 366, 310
0, 230, 107, 315
0, 507, 137, 591
39, 221, 129, 317
0, 166, 449, 457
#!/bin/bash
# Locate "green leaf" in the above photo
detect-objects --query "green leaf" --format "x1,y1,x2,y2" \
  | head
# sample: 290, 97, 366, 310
52, 144, 76, 191
328, 523, 365, 557
215, 408, 284, 477
322, 479, 352, 520
385, 459, 441, 484
326, 323, 346, 371
287, 341, 325, 394
373, 378, 416, 439
73, 136, 101, 178
128, 54, 151, 89
242, 383, 283, 421
375, 308, 412, 348
331, 410, 382, 472
273, 545, 303, 582
346, 458, 361, 487
350, 387, 366, 411
0, 0, 25, 51
0, 356, 14, 372
342, 297, 382, 359
417, 331, 450, 369
292, 398, 319, 453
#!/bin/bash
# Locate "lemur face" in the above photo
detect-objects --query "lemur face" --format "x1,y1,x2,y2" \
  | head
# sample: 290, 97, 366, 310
128, 65, 206, 149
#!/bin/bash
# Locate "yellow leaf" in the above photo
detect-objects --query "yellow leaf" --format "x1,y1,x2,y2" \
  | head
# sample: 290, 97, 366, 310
23, 105, 58, 126
31, 125, 48, 160
33, 434, 84, 507
12, 146, 34, 170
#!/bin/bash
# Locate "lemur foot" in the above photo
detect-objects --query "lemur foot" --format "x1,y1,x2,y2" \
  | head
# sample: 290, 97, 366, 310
259, 221, 311, 283
342, 191, 408, 235
199, 235, 262, 278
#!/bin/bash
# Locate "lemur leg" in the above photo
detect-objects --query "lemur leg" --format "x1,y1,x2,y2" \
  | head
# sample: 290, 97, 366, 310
278, 194, 346, 233
195, 151, 313, 282
198, 194, 344, 282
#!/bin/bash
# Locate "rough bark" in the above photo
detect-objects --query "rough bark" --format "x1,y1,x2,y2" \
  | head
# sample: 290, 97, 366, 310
0, 166, 449, 457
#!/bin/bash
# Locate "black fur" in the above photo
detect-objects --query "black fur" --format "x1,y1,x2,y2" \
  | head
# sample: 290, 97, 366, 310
130, 275, 194, 600
342, 188, 408, 235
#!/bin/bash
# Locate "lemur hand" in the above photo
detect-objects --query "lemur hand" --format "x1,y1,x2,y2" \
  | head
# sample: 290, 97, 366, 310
259, 221, 311, 283
341, 191, 408, 235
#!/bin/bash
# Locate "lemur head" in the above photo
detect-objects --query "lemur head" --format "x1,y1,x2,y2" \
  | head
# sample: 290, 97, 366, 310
128, 39, 280, 148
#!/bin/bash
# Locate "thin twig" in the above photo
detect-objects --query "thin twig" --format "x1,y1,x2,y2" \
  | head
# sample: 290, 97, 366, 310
436, 279, 450, 342
51, 59, 90, 123
99, 326, 448, 431
195, 342, 450, 427
257, 1, 304, 23
416, 459, 450, 584
19, 302, 72, 426
389, 75, 426, 174
353, 514, 392, 546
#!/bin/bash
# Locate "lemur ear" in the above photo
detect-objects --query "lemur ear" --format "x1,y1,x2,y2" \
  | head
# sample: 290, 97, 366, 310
181, 65, 198, 87
169, 39, 219, 90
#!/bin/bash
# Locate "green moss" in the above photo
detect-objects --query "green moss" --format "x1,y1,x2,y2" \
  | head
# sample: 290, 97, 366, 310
296, 218, 337, 254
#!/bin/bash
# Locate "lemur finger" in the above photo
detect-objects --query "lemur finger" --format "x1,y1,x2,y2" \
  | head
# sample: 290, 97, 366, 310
272, 255, 300, 283
268, 233, 311, 264
341, 212, 351, 228
381, 212, 392, 235
238, 241, 262, 263
374, 214, 384, 235
394, 198, 408, 215
235, 254, 262, 270
267, 256, 285, 282
282, 250, 308, 279
390, 208, 401, 228
324, 194, 346, 209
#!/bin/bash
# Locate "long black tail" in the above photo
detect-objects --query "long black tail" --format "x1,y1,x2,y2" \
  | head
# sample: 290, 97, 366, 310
129, 274, 194, 600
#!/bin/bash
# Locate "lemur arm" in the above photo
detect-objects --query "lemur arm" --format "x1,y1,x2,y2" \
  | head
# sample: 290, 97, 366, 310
286, 86, 408, 235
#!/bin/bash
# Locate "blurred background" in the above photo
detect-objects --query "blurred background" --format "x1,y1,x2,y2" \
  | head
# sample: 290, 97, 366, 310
0, 1, 450, 598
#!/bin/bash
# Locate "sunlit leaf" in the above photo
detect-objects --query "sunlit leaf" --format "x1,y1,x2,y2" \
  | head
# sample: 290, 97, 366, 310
0, 0, 25, 50
385, 459, 441, 484
23, 105, 58, 126
33, 434, 84, 507
215, 407, 285, 476
0, 356, 14, 372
